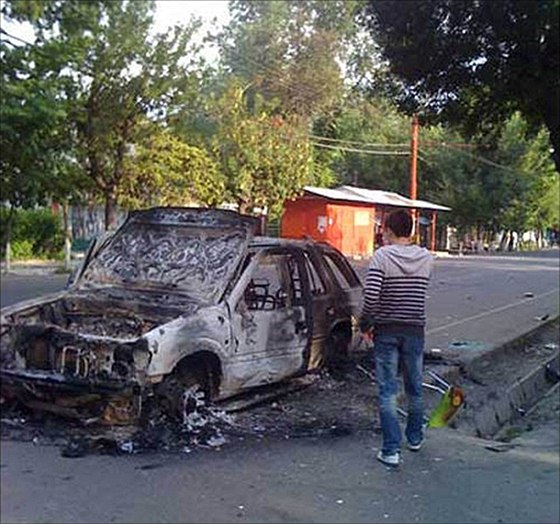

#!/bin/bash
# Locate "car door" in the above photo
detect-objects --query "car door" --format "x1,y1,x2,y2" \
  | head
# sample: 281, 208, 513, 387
227, 249, 310, 390
300, 249, 334, 370
321, 249, 363, 316
321, 249, 363, 349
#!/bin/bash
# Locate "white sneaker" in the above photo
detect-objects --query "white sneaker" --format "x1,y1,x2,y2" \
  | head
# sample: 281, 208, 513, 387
376, 450, 400, 467
407, 438, 424, 452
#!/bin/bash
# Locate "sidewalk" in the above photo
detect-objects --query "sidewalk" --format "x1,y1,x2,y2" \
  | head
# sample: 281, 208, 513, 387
0, 259, 80, 276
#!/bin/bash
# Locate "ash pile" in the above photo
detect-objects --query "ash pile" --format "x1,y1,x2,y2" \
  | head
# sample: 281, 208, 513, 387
1, 388, 234, 458
1, 356, 380, 458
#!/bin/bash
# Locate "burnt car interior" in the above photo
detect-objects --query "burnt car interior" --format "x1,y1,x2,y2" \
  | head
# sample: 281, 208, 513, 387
241, 252, 303, 311
244, 279, 275, 310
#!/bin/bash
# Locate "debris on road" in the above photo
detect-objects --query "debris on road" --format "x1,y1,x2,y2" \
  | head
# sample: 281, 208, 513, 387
2, 321, 556, 459
484, 442, 517, 453
0, 354, 378, 457
535, 314, 550, 322
448, 340, 487, 351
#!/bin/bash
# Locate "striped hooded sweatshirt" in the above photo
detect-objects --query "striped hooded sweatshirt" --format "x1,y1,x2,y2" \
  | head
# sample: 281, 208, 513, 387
360, 244, 433, 336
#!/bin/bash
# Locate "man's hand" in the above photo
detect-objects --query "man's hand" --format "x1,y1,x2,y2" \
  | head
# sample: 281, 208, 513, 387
358, 316, 374, 345
361, 328, 374, 344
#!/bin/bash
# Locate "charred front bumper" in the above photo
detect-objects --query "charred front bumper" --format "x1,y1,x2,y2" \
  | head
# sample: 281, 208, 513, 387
0, 368, 138, 394
0, 325, 152, 423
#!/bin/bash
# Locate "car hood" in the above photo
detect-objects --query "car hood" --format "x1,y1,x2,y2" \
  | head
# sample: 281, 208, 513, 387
76, 208, 259, 304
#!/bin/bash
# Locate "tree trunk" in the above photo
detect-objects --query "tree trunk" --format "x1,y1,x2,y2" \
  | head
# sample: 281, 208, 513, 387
104, 189, 117, 231
3, 207, 16, 274
238, 199, 250, 216
258, 212, 268, 236
62, 200, 73, 271
536, 229, 544, 249
499, 230, 509, 251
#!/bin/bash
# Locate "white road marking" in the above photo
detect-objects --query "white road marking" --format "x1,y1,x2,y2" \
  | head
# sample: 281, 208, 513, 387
426, 288, 559, 335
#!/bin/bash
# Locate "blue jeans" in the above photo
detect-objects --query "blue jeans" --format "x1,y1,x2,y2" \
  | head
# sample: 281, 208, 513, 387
373, 333, 424, 454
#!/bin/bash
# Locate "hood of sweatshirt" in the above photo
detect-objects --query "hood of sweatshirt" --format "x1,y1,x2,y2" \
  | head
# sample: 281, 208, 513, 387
379, 244, 433, 277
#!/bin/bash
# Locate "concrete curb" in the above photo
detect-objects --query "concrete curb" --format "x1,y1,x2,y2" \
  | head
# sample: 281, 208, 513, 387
459, 315, 559, 379
473, 352, 559, 437
435, 315, 559, 438
1, 262, 79, 276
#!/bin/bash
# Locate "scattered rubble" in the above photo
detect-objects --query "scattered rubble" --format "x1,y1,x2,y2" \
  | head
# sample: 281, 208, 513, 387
0, 352, 379, 457
2, 321, 557, 457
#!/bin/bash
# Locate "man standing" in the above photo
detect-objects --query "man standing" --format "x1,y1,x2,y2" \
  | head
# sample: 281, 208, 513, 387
360, 210, 433, 467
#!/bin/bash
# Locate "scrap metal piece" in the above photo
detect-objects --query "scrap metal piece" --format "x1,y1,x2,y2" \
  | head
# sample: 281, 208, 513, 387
427, 386, 466, 428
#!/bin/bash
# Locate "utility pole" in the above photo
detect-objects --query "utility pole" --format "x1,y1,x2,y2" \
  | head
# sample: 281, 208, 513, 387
410, 114, 419, 239
410, 114, 419, 201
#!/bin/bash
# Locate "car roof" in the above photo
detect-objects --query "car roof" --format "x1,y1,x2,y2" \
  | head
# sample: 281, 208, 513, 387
249, 236, 333, 250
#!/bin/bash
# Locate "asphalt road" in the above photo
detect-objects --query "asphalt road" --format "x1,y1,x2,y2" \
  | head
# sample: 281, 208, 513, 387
1, 250, 559, 523
1, 419, 558, 523
2, 251, 559, 340
355, 250, 560, 354
0, 273, 69, 308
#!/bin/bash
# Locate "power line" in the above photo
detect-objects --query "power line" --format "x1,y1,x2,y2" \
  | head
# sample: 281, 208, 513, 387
0, 28, 35, 47
230, 52, 419, 152
422, 144, 522, 174
309, 134, 409, 148
311, 141, 410, 156
421, 140, 482, 150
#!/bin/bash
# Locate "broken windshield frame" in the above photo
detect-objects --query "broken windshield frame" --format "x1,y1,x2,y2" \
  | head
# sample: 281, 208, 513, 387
77, 222, 250, 304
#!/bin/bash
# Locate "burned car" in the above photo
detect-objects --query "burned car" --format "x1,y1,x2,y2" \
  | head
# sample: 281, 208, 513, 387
0, 208, 362, 423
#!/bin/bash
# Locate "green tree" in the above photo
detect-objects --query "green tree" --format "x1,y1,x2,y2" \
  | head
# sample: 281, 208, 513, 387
418, 113, 559, 245
120, 122, 225, 209
311, 96, 412, 192
0, 33, 75, 268
3, 0, 205, 229
211, 82, 319, 217
359, 0, 560, 171
219, 0, 361, 119
496, 116, 559, 242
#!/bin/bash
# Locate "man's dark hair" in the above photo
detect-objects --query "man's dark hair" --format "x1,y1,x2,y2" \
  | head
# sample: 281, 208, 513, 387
385, 210, 413, 238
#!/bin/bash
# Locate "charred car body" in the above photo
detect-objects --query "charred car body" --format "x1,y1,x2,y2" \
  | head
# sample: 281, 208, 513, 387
0, 208, 362, 423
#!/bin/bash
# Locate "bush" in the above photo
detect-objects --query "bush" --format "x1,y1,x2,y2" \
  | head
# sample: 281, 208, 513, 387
1, 207, 65, 260
10, 239, 34, 260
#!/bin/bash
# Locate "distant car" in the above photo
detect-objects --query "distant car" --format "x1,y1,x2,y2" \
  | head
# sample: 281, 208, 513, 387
0, 208, 362, 423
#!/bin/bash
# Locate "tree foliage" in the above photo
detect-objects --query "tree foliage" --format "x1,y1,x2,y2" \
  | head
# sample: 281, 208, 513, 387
211, 82, 320, 217
1, 0, 558, 250
120, 123, 225, 209
359, 0, 560, 172
312, 96, 412, 192
419, 113, 559, 236
3, 0, 209, 229
219, 0, 362, 118
0, 40, 65, 208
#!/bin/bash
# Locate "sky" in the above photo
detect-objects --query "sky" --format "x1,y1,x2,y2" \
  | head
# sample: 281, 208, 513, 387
154, 0, 230, 33
154, 0, 230, 62
1, 0, 231, 61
